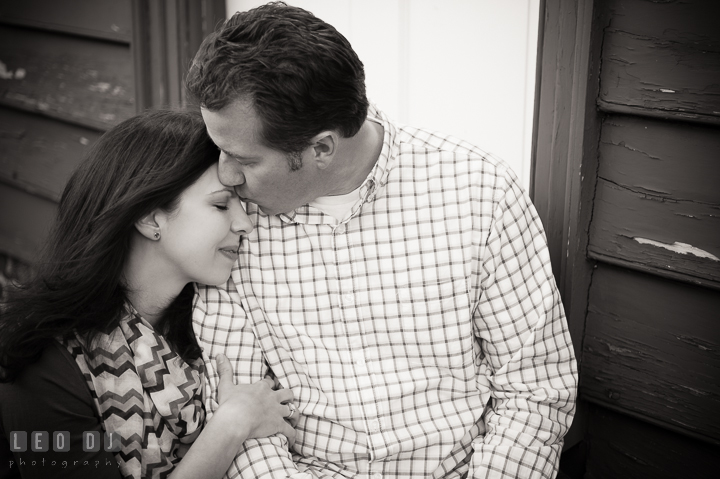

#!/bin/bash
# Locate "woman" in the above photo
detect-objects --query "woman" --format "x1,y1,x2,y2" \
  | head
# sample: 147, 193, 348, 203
0, 110, 295, 478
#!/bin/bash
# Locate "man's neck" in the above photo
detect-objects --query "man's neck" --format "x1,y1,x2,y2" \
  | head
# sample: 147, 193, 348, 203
326, 119, 384, 196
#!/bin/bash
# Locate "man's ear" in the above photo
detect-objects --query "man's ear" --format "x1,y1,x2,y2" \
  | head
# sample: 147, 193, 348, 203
309, 131, 338, 169
134, 210, 162, 240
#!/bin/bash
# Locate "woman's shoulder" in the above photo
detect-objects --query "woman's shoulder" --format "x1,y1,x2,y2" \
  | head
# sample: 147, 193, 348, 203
0, 340, 96, 422
0, 343, 123, 479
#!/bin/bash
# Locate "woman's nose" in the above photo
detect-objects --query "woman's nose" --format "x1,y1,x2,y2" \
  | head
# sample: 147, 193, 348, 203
231, 205, 254, 236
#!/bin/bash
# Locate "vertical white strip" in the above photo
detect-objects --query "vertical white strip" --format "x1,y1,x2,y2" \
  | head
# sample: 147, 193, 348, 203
397, 0, 411, 124
522, 0, 541, 191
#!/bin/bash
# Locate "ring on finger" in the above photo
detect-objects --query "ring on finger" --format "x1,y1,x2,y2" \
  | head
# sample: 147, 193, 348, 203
285, 402, 297, 418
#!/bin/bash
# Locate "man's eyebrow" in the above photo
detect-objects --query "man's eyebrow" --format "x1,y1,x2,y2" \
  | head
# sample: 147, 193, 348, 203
219, 147, 249, 159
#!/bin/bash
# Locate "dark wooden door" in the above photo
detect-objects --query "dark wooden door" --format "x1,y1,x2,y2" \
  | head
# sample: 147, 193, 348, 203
533, 0, 720, 477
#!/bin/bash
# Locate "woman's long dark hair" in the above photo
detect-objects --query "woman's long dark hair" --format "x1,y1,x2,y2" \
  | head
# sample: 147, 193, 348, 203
0, 109, 219, 382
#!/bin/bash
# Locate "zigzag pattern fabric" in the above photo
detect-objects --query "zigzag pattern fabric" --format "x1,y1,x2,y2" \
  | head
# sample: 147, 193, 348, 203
64, 306, 205, 479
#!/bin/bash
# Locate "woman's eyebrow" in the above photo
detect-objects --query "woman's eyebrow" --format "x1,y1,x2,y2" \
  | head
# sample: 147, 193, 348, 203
209, 188, 234, 196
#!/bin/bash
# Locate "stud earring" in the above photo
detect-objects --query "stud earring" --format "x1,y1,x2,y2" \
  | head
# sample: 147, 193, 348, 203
154, 232, 160, 240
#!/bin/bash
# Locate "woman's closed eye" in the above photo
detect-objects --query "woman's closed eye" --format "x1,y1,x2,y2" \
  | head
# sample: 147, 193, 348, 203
214, 204, 229, 211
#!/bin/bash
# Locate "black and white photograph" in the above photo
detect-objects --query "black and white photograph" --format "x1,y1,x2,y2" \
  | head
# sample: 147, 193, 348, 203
0, 1, 717, 478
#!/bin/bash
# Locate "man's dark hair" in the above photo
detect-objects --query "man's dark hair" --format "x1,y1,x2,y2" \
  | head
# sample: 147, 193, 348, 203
186, 1, 369, 155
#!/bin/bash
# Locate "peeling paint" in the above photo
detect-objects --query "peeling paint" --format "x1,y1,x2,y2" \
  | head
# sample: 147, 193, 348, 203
675, 335, 715, 352
634, 237, 719, 261
89, 82, 112, 93
0, 61, 25, 80
5, 92, 36, 106
605, 342, 636, 355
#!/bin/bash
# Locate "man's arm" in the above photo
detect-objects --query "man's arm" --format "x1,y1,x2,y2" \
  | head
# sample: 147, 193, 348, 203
193, 283, 310, 479
470, 169, 578, 479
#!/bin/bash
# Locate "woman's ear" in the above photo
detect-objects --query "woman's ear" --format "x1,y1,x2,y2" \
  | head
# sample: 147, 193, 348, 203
134, 211, 162, 241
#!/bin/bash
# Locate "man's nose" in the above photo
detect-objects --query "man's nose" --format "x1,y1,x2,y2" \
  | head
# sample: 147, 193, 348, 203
218, 154, 246, 187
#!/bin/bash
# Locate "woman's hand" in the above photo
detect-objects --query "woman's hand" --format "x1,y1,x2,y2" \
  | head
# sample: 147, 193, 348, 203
168, 354, 297, 478
215, 353, 296, 444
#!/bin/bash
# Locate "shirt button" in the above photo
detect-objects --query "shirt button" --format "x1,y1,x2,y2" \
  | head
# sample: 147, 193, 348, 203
343, 293, 354, 304
369, 420, 380, 432
356, 357, 366, 366
335, 224, 346, 234
373, 473, 382, 479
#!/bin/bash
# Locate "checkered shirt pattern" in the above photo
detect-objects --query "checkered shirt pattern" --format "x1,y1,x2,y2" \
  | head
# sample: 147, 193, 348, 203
192, 105, 578, 479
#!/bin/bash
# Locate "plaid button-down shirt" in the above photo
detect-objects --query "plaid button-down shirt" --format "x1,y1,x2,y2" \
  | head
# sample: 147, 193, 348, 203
193, 105, 577, 479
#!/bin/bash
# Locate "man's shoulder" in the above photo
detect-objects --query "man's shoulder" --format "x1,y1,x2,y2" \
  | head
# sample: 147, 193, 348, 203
394, 124, 514, 183
396, 125, 482, 153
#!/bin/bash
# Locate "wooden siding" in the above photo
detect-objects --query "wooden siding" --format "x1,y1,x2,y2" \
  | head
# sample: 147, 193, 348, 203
0, 25, 135, 130
598, 0, 720, 125
588, 0, 720, 286
0, 0, 132, 42
582, 264, 720, 443
598, 29, 720, 125
535, 0, 720, 474
0, 184, 57, 263
584, 405, 716, 479
0, 1, 133, 263
0, 0, 226, 265
597, 115, 719, 205
591, 116, 720, 284
0, 108, 100, 202
578, 0, 720, 474
589, 178, 720, 286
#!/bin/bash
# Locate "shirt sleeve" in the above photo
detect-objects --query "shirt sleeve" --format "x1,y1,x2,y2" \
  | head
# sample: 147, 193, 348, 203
470, 169, 578, 479
194, 283, 315, 479
0, 342, 123, 479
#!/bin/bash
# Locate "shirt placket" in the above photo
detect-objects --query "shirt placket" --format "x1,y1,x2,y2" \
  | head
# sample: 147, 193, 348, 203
331, 221, 388, 477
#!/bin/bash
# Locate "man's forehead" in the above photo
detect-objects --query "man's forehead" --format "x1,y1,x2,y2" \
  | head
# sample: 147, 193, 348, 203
202, 103, 261, 140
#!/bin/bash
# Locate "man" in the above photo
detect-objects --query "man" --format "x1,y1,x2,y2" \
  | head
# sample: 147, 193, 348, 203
186, 2, 577, 478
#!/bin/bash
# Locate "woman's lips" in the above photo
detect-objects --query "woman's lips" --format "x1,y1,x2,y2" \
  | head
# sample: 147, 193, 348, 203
219, 247, 239, 260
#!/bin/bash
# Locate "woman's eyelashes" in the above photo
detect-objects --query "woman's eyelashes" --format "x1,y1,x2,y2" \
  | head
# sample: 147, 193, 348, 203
214, 204, 229, 211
